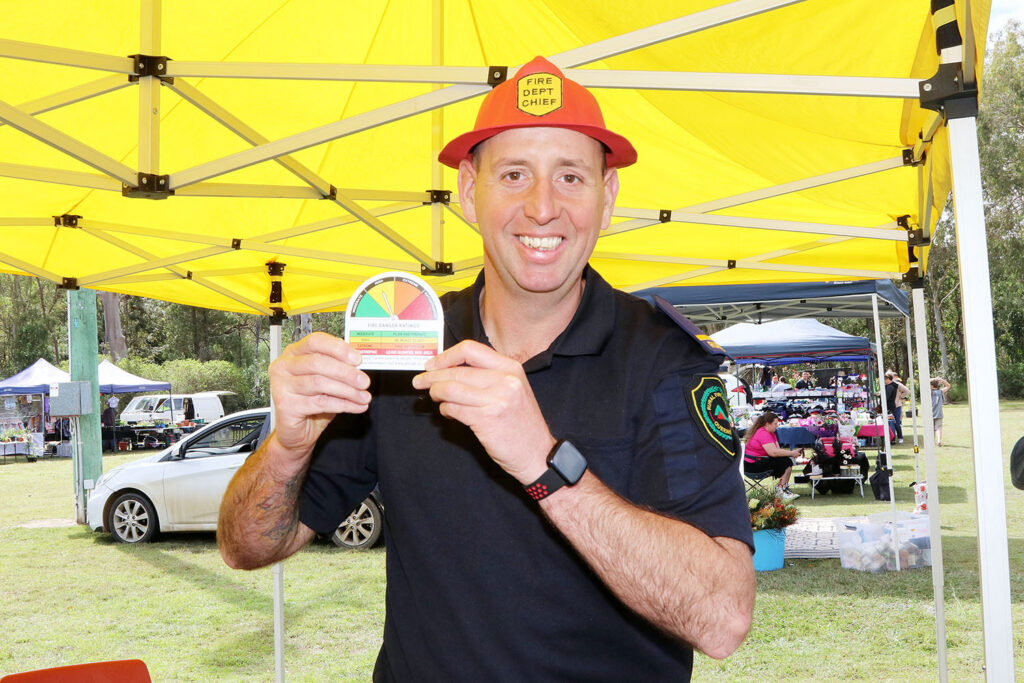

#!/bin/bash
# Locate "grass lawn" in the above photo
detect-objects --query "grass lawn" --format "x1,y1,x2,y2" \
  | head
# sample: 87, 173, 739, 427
1, 401, 1022, 681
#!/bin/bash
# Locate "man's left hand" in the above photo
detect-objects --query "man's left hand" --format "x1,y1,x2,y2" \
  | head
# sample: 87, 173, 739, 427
412, 340, 555, 485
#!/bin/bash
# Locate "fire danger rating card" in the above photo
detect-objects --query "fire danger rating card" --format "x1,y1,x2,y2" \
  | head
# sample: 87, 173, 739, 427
344, 271, 444, 371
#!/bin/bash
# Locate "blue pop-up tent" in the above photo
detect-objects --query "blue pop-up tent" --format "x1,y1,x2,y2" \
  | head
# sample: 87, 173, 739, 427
96, 360, 170, 394
710, 318, 874, 365
634, 279, 909, 325
0, 359, 70, 396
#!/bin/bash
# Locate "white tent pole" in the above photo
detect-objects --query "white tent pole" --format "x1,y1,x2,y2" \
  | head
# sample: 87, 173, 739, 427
947, 114, 1014, 681
905, 314, 920, 480
871, 295, 899, 546
269, 319, 285, 683
911, 285, 948, 682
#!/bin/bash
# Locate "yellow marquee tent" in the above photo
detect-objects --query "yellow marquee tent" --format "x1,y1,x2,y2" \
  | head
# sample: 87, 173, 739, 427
0, 0, 990, 315
0, 1, 1011, 680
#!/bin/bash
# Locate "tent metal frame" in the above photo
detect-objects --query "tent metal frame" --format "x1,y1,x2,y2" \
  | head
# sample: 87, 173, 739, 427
0, 0, 931, 293
0, 0, 1012, 680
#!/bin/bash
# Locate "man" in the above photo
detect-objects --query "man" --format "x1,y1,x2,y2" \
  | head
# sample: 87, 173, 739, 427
884, 372, 910, 444
769, 373, 790, 398
100, 398, 118, 452
218, 56, 754, 681
794, 370, 814, 390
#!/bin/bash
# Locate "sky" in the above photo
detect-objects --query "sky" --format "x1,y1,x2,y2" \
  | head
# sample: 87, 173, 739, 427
987, 0, 1024, 43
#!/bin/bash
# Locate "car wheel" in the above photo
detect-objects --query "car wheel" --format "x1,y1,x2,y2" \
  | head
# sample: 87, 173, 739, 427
331, 497, 382, 550
107, 493, 158, 543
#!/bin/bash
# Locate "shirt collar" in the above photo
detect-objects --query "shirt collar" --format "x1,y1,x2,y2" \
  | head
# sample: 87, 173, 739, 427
443, 266, 616, 372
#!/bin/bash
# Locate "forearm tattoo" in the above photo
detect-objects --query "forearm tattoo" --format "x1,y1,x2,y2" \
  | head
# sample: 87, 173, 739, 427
257, 474, 302, 541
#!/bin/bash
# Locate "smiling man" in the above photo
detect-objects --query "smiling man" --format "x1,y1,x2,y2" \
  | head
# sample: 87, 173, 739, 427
219, 56, 754, 682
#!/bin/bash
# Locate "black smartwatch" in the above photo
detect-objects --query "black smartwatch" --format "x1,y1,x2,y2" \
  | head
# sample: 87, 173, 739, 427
524, 439, 588, 501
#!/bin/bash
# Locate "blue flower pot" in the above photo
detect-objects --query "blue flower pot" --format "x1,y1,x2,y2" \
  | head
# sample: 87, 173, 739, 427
752, 528, 786, 571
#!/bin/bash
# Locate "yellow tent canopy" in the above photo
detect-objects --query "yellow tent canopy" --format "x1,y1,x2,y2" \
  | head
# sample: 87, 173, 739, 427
0, 0, 991, 315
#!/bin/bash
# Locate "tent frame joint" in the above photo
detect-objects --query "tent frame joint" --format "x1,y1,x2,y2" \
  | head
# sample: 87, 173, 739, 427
659, 209, 672, 223
267, 261, 286, 305
902, 148, 925, 167
421, 261, 453, 276
123, 172, 173, 199
902, 270, 925, 288
919, 62, 977, 120
128, 54, 173, 84
269, 308, 287, 325
487, 66, 508, 87
57, 277, 79, 291
53, 214, 82, 228
424, 189, 451, 205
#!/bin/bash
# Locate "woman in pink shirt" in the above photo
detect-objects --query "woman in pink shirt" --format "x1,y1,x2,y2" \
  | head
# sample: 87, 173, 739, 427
744, 411, 803, 500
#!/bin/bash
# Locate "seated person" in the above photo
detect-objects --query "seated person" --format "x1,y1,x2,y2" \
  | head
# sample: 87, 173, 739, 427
743, 411, 803, 500
769, 375, 791, 397
794, 370, 815, 390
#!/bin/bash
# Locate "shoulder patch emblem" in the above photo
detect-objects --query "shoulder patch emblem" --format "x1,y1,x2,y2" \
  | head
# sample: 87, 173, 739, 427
688, 375, 737, 459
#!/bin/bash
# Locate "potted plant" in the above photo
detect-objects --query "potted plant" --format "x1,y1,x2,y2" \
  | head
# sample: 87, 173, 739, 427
748, 487, 800, 571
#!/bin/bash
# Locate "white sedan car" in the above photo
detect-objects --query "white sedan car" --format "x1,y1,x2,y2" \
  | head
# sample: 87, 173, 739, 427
86, 408, 383, 550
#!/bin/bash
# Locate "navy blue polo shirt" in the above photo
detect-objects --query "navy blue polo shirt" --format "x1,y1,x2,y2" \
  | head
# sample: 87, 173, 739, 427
300, 267, 752, 682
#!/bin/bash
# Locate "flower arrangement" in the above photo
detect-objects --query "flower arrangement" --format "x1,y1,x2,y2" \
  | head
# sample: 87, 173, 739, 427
748, 487, 800, 531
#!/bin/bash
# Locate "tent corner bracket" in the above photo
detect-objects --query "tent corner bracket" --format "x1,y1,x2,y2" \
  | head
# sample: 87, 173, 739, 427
424, 190, 451, 205
902, 148, 925, 167
902, 270, 925, 289
123, 173, 173, 199
57, 277, 79, 291
919, 62, 977, 120
422, 261, 453, 276
128, 54, 173, 85
487, 66, 508, 87
53, 214, 82, 228
269, 308, 287, 325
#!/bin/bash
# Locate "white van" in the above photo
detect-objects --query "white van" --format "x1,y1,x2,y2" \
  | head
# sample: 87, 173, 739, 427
119, 392, 231, 424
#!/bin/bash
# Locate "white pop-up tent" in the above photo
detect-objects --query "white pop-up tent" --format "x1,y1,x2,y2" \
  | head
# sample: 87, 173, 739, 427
0, 1, 1008, 680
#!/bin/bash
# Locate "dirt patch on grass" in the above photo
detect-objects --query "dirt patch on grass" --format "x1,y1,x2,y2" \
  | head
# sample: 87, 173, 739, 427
17, 518, 77, 529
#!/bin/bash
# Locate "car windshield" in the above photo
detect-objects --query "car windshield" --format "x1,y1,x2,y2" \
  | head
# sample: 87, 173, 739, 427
156, 398, 183, 413
187, 417, 265, 452
125, 397, 159, 412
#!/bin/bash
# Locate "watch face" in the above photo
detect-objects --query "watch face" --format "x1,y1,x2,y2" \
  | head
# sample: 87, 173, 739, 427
550, 440, 587, 484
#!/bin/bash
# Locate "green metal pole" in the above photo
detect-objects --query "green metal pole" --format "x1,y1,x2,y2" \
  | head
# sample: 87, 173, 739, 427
67, 288, 102, 523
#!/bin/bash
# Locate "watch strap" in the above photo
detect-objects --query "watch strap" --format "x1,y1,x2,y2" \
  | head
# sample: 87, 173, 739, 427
524, 467, 569, 501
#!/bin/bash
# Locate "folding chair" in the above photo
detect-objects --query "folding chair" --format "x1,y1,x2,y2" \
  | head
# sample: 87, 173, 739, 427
0, 659, 151, 683
743, 465, 777, 496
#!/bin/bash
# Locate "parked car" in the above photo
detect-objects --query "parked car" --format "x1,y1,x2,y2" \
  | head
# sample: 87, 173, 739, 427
86, 408, 383, 550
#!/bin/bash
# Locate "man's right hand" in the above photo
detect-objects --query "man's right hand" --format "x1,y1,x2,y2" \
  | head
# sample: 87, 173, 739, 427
269, 332, 373, 460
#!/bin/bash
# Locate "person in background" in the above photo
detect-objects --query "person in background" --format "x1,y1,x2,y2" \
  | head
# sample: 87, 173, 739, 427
930, 377, 951, 447
884, 372, 910, 444
769, 374, 790, 398
743, 411, 801, 500
100, 403, 118, 452
794, 370, 814, 390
